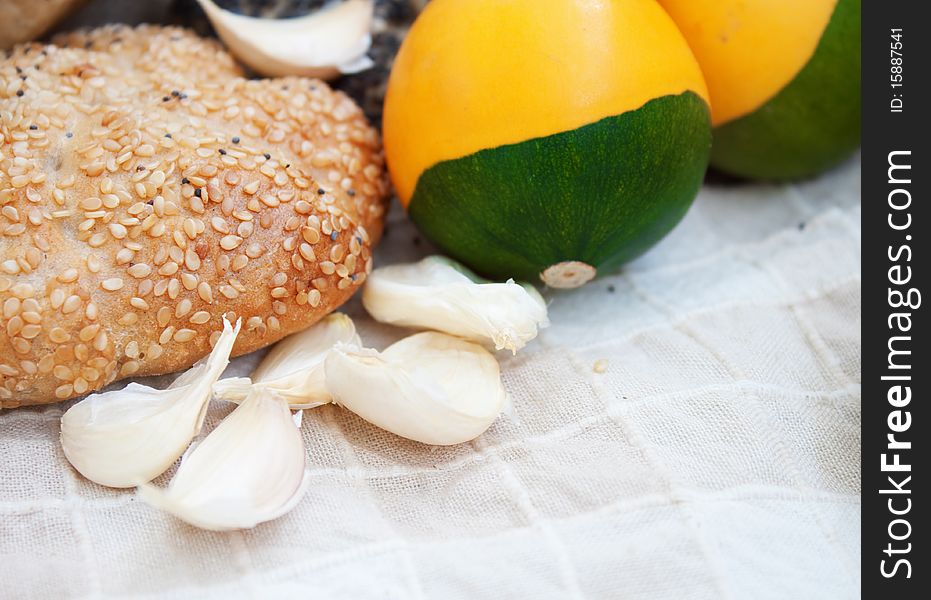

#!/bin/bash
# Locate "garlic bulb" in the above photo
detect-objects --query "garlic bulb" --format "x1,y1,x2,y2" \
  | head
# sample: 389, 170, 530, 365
196, 0, 374, 79
138, 388, 307, 531
362, 256, 549, 353
60, 318, 241, 488
325, 332, 508, 445
214, 313, 360, 408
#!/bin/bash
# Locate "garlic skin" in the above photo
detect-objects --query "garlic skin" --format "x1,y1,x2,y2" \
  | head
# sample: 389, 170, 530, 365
196, 0, 374, 80
362, 256, 549, 353
138, 388, 308, 531
214, 313, 360, 408
325, 332, 508, 445
60, 318, 241, 488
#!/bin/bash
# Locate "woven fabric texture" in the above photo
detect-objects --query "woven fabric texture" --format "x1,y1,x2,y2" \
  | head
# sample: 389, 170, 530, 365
0, 158, 861, 599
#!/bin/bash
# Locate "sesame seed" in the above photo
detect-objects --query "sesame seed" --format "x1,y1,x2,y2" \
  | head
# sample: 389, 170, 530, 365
128, 263, 152, 278
148, 343, 164, 361
20, 324, 42, 339
79, 324, 101, 342
197, 282, 213, 304
120, 362, 141, 377
175, 299, 192, 318
307, 289, 322, 307
219, 285, 239, 299
11, 283, 34, 299
85, 302, 99, 321
158, 261, 179, 276
93, 331, 109, 352
219, 235, 243, 250
2, 298, 20, 318
245, 243, 264, 258
101, 278, 124, 291
301, 227, 321, 244
109, 223, 128, 239
189, 311, 210, 325
49, 289, 65, 310
174, 329, 196, 343
185, 250, 201, 271
5, 316, 22, 336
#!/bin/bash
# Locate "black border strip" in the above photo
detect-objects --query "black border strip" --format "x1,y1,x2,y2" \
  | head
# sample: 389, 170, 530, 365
863, 0, 927, 594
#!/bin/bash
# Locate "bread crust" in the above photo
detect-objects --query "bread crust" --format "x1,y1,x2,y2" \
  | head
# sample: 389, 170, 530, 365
0, 25, 389, 407
0, 0, 85, 50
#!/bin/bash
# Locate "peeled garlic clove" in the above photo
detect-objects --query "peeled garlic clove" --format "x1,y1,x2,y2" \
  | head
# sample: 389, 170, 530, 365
196, 0, 374, 79
214, 313, 360, 408
138, 388, 307, 531
60, 318, 241, 488
325, 332, 508, 445
362, 256, 549, 353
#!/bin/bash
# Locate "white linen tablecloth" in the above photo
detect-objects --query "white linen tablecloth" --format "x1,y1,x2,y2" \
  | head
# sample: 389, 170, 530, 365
0, 157, 861, 599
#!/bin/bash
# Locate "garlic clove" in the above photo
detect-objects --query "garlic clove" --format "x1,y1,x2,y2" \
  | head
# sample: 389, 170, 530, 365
60, 318, 241, 488
196, 0, 374, 79
362, 256, 549, 353
324, 332, 508, 445
214, 313, 360, 408
138, 388, 308, 531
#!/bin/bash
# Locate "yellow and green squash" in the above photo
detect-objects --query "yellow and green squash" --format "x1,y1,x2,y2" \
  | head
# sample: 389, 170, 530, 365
383, 0, 712, 287
659, 0, 861, 180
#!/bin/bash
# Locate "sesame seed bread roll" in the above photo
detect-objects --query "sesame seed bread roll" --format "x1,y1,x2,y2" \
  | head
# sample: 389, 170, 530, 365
0, 25, 389, 407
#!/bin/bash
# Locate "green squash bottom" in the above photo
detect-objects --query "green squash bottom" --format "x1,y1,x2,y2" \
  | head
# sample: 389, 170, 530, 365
407, 91, 712, 286
710, 0, 861, 180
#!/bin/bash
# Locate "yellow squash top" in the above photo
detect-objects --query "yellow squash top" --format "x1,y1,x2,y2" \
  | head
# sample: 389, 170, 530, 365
658, 0, 838, 126
383, 0, 709, 205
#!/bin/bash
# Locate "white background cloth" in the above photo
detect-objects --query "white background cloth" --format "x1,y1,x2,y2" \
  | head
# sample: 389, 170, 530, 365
0, 155, 861, 599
